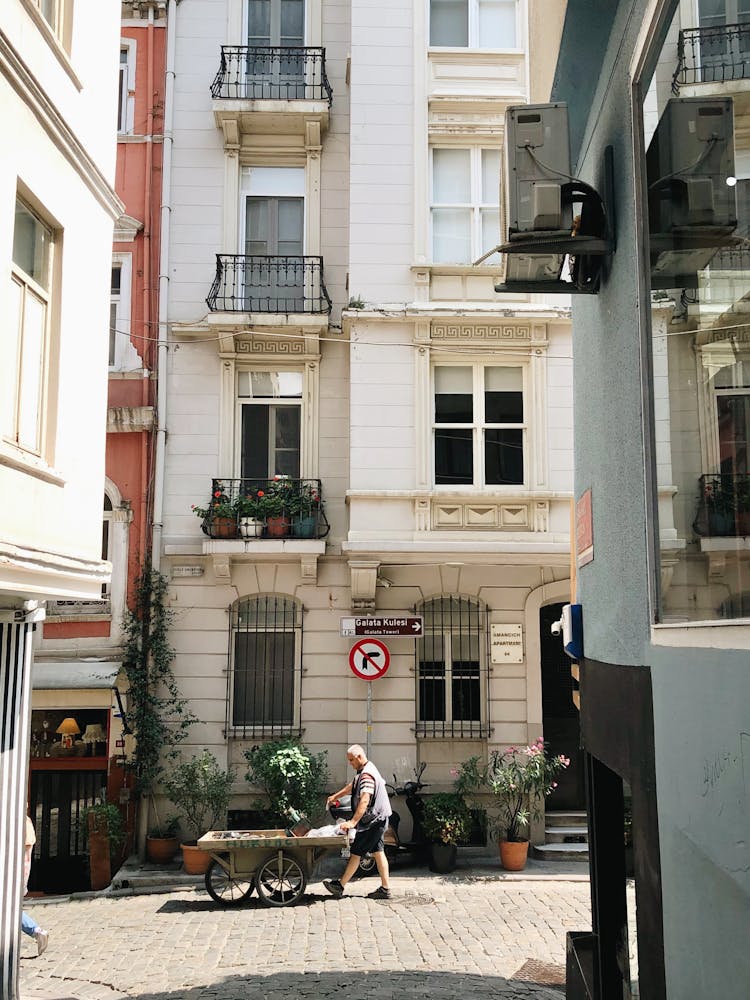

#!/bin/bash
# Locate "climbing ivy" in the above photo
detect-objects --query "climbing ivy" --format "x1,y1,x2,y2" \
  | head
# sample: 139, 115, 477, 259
122, 566, 194, 796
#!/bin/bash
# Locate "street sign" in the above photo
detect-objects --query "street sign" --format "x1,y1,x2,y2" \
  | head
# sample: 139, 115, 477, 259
348, 638, 390, 680
340, 616, 423, 638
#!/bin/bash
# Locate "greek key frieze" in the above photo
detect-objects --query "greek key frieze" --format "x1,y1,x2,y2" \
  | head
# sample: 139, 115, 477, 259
431, 324, 531, 341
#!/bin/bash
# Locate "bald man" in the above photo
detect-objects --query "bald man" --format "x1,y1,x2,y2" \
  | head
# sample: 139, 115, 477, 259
323, 744, 392, 899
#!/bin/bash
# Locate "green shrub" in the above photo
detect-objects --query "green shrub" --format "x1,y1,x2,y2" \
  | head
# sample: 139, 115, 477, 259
420, 792, 472, 846
244, 739, 328, 824
164, 749, 235, 841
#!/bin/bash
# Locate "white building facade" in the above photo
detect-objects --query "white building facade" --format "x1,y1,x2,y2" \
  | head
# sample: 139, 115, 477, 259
0, 0, 121, 993
160, 0, 574, 823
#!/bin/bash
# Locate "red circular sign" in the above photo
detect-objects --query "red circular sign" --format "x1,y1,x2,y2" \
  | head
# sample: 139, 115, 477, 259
348, 638, 390, 680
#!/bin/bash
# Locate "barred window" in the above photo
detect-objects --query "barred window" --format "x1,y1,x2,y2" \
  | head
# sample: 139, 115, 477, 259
228, 595, 302, 738
416, 596, 490, 738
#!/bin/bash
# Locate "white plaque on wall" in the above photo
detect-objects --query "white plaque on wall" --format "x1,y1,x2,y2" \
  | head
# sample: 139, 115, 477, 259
491, 624, 524, 664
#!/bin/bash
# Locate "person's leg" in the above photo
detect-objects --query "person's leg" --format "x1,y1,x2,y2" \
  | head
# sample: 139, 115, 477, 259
21, 911, 37, 938
338, 852, 361, 888
373, 849, 390, 889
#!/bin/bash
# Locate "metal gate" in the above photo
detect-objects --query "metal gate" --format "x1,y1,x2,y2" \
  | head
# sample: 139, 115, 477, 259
28, 769, 106, 893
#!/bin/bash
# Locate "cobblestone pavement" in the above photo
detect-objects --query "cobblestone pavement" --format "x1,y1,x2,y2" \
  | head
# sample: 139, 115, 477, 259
20, 867, 595, 1000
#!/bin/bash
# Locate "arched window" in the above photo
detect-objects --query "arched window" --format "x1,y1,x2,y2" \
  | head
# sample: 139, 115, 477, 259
228, 595, 302, 738
416, 596, 489, 739
102, 492, 113, 600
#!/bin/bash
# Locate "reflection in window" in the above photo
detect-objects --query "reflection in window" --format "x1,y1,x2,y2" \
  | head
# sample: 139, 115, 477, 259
645, 11, 750, 622
429, 0, 516, 49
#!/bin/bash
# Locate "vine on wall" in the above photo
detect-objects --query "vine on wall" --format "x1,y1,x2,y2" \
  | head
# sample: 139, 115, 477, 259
122, 566, 194, 796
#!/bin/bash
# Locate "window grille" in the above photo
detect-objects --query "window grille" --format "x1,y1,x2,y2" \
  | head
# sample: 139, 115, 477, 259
227, 595, 302, 739
415, 596, 491, 738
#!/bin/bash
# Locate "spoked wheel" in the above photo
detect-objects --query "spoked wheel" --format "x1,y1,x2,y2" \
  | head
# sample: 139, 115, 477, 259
358, 853, 377, 875
255, 852, 307, 907
204, 858, 255, 906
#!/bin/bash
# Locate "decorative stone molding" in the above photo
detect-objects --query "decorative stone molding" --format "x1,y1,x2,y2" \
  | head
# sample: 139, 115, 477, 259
348, 560, 380, 610
107, 406, 154, 434
300, 554, 318, 581
430, 501, 539, 531
212, 554, 232, 581
113, 214, 143, 243
431, 323, 533, 343
235, 336, 308, 355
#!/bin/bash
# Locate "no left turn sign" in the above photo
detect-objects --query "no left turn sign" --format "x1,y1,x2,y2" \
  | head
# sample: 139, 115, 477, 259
348, 638, 390, 680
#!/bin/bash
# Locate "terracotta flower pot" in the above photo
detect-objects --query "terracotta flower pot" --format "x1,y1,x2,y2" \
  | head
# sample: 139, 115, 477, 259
181, 841, 211, 875
146, 836, 178, 864
265, 515, 291, 537
499, 839, 529, 871
209, 516, 238, 539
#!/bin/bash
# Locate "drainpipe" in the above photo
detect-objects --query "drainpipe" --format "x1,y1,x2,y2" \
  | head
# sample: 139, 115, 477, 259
151, 0, 176, 577
139, 0, 177, 858
140, 3, 155, 593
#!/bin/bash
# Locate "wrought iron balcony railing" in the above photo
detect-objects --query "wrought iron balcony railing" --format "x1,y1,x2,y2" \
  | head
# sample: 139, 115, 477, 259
206, 255, 332, 313
694, 472, 750, 537
673, 24, 750, 92
197, 477, 330, 540
709, 246, 750, 271
211, 46, 332, 104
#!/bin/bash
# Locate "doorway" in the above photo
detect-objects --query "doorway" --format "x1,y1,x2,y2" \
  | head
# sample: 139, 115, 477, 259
539, 602, 584, 809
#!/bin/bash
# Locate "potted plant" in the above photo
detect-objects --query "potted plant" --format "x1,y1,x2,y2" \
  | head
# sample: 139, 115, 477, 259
234, 489, 266, 539
145, 813, 180, 864
455, 739, 570, 871
244, 738, 328, 825
420, 792, 471, 873
258, 476, 294, 537
288, 481, 321, 539
164, 749, 235, 875
83, 803, 127, 890
192, 486, 238, 539
695, 475, 736, 537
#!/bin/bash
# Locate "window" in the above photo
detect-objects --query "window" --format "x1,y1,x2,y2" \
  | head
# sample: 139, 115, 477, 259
6, 199, 53, 454
33, 0, 62, 34
431, 147, 500, 264
102, 493, 112, 599
429, 0, 517, 48
433, 363, 524, 487
417, 596, 489, 738
117, 41, 136, 134
110, 264, 121, 367
229, 595, 302, 737
237, 370, 303, 479
118, 48, 128, 132
247, 0, 304, 46
240, 166, 306, 311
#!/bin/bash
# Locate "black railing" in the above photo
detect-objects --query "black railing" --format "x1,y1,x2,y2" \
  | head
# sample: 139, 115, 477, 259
694, 472, 750, 536
709, 246, 750, 271
197, 477, 330, 540
206, 254, 332, 313
673, 24, 750, 91
211, 46, 332, 104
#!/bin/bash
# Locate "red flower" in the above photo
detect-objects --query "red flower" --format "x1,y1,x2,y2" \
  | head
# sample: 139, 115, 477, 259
257, 490, 265, 497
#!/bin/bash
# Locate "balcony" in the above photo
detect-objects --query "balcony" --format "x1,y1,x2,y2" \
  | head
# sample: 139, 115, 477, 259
211, 46, 331, 146
673, 25, 750, 103
694, 473, 750, 537
206, 255, 331, 317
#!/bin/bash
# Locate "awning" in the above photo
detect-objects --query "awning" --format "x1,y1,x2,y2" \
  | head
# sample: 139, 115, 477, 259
32, 661, 122, 690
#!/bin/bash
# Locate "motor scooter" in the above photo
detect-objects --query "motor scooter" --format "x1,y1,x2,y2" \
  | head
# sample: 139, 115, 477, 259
328, 763, 430, 874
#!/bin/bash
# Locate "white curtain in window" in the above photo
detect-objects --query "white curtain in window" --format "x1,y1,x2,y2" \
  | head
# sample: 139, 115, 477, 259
478, 0, 516, 48
435, 366, 473, 394
485, 366, 522, 392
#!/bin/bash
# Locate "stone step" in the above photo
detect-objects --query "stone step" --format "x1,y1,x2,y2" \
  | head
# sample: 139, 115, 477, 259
532, 842, 589, 862
544, 826, 588, 844
545, 811, 587, 827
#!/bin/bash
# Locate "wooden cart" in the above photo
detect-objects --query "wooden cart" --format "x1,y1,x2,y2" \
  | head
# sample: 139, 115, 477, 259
196, 829, 345, 907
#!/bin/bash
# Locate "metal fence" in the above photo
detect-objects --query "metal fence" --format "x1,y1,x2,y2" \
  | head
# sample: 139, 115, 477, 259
211, 46, 332, 104
673, 24, 750, 91
206, 255, 332, 314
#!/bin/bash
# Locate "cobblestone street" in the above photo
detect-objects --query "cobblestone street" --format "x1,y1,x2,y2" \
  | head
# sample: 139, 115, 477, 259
20, 865, 595, 1000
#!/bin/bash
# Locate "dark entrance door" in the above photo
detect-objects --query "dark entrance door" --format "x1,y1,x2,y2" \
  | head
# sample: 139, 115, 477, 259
28, 768, 106, 894
539, 602, 584, 809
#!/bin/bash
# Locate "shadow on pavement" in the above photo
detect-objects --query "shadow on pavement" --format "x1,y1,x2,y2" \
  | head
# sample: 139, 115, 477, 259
132, 969, 564, 1000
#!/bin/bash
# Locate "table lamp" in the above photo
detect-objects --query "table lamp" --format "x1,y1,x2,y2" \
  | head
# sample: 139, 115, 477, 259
82, 723, 106, 755
56, 717, 80, 749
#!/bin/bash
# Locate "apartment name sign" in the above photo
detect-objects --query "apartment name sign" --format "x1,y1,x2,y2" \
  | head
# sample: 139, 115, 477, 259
490, 624, 524, 664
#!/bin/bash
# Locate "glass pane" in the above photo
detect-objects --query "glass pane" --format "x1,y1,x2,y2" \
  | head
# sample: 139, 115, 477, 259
717, 395, 750, 475
433, 148, 471, 203
4, 278, 22, 436
418, 633, 445, 722
485, 429, 523, 484
237, 595, 298, 628
248, 0, 271, 45
238, 371, 303, 397
422, 595, 481, 628
272, 405, 300, 477
41, 0, 58, 31
233, 631, 294, 726
435, 428, 473, 484
430, 0, 468, 46
241, 403, 270, 479
478, 0, 516, 48
111, 265, 121, 294
435, 366, 473, 422
280, 0, 304, 44
17, 289, 45, 451
277, 198, 304, 254
432, 208, 472, 263
481, 209, 501, 260
481, 149, 501, 204
13, 201, 50, 289
109, 302, 118, 366
245, 198, 268, 255
451, 675, 480, 721
485, 367, 523, 422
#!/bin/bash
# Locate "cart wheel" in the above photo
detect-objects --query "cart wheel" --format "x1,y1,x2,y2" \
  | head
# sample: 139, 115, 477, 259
255, 852, 307, 907
204, 859, 255, 905
358, 853, 376, 875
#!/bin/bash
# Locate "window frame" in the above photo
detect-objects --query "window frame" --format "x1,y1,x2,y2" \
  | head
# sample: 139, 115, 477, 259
227, 594, 303, 738
234, 367, 305, 480
432, 359, 528, 489
428, 0, 520, 50
118, 40, 137, 135
429, 145, 502, 265
109, 254, 132, 371
415, 596, 490, 739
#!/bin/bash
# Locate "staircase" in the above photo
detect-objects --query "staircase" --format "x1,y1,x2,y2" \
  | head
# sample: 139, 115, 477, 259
531, 810, 589, 862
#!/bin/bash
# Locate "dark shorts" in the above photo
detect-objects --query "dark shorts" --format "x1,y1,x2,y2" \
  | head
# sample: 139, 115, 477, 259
351, 819, 387, 856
